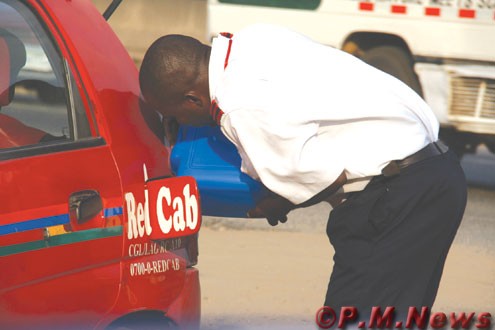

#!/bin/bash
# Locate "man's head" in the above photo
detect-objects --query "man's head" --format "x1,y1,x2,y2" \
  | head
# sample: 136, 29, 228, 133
139, 34, 213, 126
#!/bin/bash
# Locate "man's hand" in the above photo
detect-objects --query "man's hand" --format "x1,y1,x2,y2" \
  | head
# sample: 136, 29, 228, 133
247, 193, 295, 226
246, 171, 347, 226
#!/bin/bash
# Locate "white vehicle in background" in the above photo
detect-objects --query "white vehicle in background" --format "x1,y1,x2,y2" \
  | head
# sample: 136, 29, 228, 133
207, 0, 495, 157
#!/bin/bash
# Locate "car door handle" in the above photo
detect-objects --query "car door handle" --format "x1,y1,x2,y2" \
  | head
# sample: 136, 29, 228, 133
69, 190, 103, 224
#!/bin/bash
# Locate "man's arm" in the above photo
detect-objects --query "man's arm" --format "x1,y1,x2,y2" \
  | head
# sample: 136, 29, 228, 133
247, 170, 347, 226
296, 171, 347, 208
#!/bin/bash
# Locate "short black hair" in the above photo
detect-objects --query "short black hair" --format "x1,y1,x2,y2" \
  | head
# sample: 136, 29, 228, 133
139, 34, 205, 106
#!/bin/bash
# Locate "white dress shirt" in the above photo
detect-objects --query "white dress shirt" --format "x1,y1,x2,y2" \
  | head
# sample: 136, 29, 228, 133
209, 24, 439, 205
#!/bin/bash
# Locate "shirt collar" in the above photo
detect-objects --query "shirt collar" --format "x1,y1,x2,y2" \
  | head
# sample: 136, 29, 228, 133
208, 34, 231, 102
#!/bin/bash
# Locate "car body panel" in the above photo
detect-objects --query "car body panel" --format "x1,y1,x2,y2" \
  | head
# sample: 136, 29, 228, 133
0, 0, 201, 328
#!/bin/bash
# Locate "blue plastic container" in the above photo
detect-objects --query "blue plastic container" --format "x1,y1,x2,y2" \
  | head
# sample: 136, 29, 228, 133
170, 126, 268, 218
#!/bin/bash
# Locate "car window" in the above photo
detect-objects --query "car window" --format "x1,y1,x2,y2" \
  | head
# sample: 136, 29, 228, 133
0, 0, 91, 152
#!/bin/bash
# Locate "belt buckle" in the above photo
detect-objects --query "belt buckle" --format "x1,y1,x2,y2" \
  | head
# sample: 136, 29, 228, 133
382, 160, 400, 177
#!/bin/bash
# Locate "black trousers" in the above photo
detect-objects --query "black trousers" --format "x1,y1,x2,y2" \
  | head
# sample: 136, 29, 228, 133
324, 150, 467, 322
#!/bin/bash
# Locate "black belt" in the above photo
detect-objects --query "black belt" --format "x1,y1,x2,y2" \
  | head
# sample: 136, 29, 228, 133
381, 141, 449, 177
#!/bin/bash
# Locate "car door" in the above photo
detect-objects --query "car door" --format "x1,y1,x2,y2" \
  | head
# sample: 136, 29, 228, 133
0, 1, 123, 328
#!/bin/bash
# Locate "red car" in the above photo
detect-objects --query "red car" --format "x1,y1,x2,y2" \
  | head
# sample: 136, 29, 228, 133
0, 0, 201, 328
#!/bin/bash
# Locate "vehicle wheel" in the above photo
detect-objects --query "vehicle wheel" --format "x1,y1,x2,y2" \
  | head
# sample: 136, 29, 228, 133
361, 45, 423, 97
107, 315, 178, 330
486, 144, 495, 154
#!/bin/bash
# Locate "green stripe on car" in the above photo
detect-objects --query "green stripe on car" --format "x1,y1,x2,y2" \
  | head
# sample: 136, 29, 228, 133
0, 226, 123, 257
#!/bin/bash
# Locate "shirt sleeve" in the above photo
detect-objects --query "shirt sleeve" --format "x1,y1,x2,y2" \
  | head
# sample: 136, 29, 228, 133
220, 108, 344, 205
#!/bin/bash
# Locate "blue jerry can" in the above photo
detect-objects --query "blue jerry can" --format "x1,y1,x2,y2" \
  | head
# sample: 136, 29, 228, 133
170, 126, 269, 218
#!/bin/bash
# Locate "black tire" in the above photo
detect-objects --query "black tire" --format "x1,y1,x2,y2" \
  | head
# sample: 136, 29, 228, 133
361, 45, 423, 97
486, 143, 495, 154
106, 314, 178, 330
